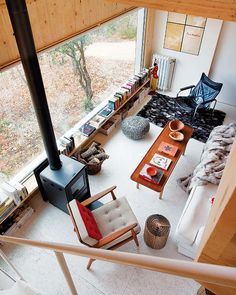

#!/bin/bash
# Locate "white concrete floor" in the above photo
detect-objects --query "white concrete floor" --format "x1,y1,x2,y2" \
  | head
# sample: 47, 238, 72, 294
0, 98, 235, 295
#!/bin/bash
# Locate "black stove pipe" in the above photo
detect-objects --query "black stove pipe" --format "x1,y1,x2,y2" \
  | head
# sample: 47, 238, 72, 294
6, 0, 62, 170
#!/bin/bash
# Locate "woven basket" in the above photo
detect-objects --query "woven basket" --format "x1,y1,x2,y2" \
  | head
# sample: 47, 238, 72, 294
144, 214, 170, 249
75, 146, 105, 175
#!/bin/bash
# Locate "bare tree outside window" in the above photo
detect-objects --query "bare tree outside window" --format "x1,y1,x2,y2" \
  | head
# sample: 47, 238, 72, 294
0, 11, 138, 181
52, 36, 94, 112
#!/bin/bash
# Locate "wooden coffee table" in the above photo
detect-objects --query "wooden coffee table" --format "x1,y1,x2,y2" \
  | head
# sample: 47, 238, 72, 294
131, 122, 193, 199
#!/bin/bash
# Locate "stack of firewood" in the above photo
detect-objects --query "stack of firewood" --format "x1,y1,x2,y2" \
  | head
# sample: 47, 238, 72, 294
76, 142, 109, 175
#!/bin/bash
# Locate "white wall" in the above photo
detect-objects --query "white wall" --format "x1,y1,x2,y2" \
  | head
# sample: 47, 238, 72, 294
210, 22, 236, 106
152, 11, 222, 95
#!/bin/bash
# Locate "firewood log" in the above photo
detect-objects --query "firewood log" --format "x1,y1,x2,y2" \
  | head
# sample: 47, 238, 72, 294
87, 152, 109, 162
80, 146, 99, 159
88, 157, 100, 164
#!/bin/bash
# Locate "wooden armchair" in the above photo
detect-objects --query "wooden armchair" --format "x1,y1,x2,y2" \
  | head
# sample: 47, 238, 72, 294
67, 186, 140, 269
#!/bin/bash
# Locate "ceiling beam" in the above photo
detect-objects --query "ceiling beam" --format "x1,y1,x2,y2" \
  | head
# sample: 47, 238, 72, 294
106, 0, 236, 21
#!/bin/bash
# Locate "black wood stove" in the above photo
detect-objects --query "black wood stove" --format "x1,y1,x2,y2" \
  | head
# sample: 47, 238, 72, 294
39, 155, 90, 213
6, 0, 91, 213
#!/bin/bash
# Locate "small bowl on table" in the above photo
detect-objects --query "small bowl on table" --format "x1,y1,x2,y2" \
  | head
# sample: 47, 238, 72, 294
169, 131, 184, 142
146, 166, 158, 177
169, 119, 184, 132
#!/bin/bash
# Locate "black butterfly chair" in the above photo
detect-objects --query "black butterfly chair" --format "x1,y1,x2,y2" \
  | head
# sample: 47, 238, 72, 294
175, 73, 223, 119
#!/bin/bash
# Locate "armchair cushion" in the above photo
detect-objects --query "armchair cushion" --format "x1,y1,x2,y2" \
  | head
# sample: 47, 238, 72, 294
92, 197, 141, 249
69, 200, 102, 246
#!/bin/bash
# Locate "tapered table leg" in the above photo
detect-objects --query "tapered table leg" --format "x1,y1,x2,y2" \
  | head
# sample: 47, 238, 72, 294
159, 190, 163, 200
136, 183, 140, 189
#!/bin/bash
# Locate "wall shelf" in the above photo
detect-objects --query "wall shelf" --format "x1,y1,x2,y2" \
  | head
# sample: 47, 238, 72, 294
70, 78, 150, 155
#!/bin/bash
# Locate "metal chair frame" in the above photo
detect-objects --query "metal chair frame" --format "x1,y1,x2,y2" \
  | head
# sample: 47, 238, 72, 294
175, 73, 223, 120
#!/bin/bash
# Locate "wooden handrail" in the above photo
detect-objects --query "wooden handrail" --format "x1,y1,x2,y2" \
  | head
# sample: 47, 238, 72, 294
0, 235, 236, 289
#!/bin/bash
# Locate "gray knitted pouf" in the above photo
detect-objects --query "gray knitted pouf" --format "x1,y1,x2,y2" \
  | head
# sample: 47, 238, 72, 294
121, 116, 150, 140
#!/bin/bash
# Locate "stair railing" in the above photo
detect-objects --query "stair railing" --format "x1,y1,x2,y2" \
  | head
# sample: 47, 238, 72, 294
0, 235, 235, 295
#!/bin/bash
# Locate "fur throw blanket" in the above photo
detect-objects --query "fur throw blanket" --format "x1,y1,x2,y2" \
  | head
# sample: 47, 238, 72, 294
178, 122, 236, 193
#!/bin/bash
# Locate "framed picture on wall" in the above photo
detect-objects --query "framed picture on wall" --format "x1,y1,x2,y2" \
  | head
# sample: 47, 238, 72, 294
186, 15, 207, 27
167, 12, 186, 24
181, 26, 205, 55
164, 13, 207, 55
164, 23, 185, 51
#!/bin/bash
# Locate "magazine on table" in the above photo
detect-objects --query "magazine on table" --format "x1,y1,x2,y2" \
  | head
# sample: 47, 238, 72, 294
149, 153, 172, 170
158, 141, 178, 157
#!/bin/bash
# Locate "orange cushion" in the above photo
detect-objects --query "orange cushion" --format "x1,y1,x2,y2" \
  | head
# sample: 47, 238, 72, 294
76, 200, 102, 240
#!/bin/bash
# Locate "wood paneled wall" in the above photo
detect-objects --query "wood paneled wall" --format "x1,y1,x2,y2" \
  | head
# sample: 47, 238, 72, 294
143, 8, 155, 68
0, 0, 134, 69
196, 138, 236, 295
106, 0, 236, 22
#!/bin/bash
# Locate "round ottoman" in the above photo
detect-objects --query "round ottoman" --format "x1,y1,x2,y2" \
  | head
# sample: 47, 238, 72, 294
121, 116, 150, 140
144, 214, 171, 249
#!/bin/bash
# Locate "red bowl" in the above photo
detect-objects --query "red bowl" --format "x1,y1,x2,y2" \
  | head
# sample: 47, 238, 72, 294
146, 166, 158, 176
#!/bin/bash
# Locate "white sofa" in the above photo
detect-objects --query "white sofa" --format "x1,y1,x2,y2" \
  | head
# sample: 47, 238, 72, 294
175, 182, 218, 259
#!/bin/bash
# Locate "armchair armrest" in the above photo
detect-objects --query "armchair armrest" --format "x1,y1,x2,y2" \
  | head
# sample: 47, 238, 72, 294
81, 185, 117, 206
95, 223, 137, 248
199, 98, 217, 105
177, 85, 195, 97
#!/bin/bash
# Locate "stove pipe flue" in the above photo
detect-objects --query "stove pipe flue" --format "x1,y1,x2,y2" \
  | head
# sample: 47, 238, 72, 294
6, 0, 61, 170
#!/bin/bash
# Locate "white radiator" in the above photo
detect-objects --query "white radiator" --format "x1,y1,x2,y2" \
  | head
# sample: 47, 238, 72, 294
152, 54, 176, 91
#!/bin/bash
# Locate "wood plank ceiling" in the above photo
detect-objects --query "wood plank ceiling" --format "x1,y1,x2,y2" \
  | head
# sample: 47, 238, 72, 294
0, 0, 135, 69
1, 0, 236, 69
106, 0, 236, 22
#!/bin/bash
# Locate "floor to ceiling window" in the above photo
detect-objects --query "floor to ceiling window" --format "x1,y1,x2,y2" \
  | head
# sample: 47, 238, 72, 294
0, 9, 145, 183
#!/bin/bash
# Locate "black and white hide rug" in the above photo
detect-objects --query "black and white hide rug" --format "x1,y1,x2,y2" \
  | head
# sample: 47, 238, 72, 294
137, 93, 226, 143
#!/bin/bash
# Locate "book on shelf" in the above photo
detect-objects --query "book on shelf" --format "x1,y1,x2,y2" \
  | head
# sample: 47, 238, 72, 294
150, 153, 172, 170
64, 136, 75, 151
10, 181, 29, 200
0, 201, 15, 222
158, 141, 178, 157
72, 131, 87, 147
98, 105, 113, 117
0, 197, 14, 213
139, 164, 164, 184
0, 182, 21, 205
115, 88, 128, 101
59, 136, 74, 153
0, 191, 10, 206
89, 114, 106, 128
79, 123, 96, 137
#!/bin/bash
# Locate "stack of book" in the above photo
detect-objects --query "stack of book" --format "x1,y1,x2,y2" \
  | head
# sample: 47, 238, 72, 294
0, 192, 15, 223
0, 181, 28, 206
58, 136, 75, 155
108, 68, 150, 111
0, 206, 34, 238
108, 95, 122, 111
139, 164, 164, 185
